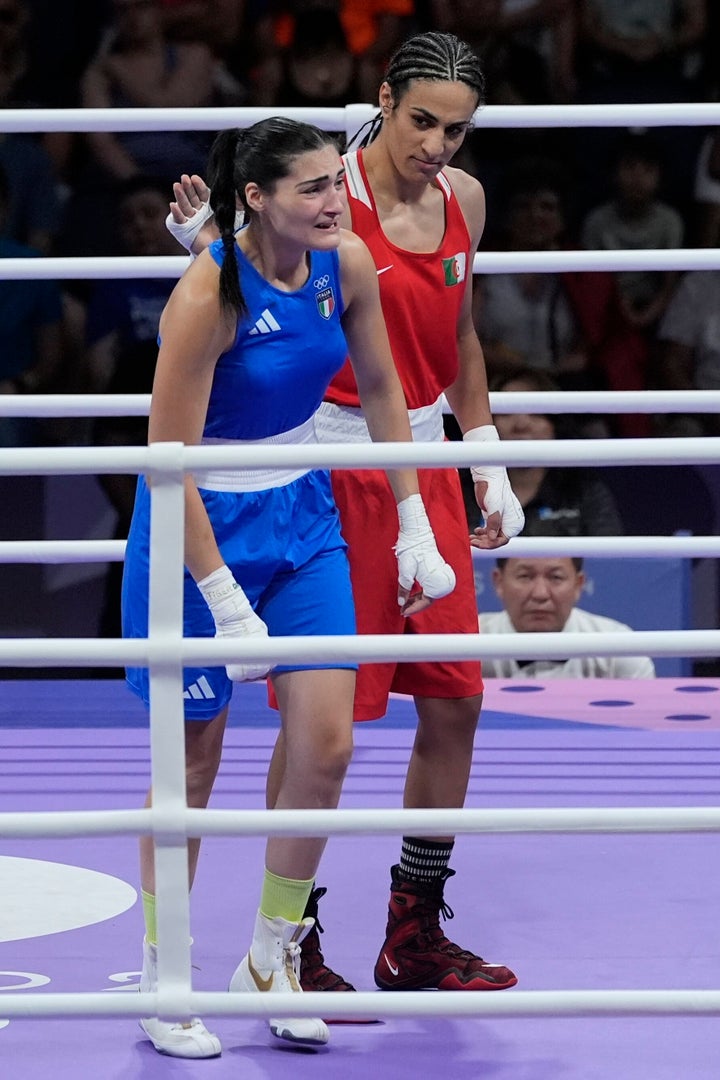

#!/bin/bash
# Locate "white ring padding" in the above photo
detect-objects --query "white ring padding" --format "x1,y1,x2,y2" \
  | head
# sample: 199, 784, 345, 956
0, 988, 717, 1021
3, 248, 720, 279
1, 438, 719, 475
471, 536, 720, 557
2, 534, 718, 565
2, 390, 720, 417
0, 540, 126, 563
0, 804, 718, 841
0, 393, 153, 416
0, 628, 718, 667
480, 390, 720, 415
3, 101, 720, 134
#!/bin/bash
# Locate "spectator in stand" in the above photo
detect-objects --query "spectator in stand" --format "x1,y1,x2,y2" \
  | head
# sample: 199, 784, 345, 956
0, 165, 64, 446
479, 556, 656, 678
85, 175, 185, 636
655, 269, 720, 437
581, 132, 683, 335
0, 0, 63, 254
156, 0, 246, 52
578, 0, 706, 105
473, 158, 653, 436
473, 162, 589, 386
247, 1, 415, 104
575, 1, 707, 217
78, 0, 241, 182
580, 132, 684, 436
430, 0, 577, 105
248, 5, 362, 110
692, 128, 720, 248
0, 0, 28, 103
15, 1, 106, 109
467, 366, 624, 536
79, 0, 243, 186
65, 0, 243, 256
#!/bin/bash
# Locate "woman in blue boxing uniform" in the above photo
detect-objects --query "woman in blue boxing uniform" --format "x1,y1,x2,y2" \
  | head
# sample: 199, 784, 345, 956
123, 118, 455, 1059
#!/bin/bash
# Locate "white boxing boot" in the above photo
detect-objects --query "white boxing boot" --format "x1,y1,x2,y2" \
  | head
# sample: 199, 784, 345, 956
139, 938, 222, 1058
229, 912, 329, 1046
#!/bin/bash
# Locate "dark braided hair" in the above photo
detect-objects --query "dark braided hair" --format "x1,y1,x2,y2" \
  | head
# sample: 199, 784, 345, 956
353, 31, 485, 149
206, 118, 339, 317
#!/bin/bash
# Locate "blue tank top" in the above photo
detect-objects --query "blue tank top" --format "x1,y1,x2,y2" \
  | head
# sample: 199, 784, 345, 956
205, 239, 347, 439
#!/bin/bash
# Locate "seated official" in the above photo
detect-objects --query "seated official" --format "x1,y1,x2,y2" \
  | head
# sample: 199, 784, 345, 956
479, 557, 656, 679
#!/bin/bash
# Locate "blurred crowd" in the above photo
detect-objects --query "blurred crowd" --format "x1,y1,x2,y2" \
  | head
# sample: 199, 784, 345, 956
1, 1, 719, 559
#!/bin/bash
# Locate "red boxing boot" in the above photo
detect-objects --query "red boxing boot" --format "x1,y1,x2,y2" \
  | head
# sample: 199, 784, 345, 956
374, 866, 518, 991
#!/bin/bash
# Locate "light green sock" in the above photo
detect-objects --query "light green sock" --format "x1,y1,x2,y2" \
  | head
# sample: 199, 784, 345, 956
142, 889, 157, 945
260, 869, 314, 923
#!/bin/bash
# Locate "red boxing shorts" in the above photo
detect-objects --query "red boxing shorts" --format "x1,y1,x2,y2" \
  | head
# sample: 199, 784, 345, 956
268, 464, 483, 721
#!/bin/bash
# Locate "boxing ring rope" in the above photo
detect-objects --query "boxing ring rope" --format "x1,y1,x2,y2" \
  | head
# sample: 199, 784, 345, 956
1, 102, 719, 1024
1, 387, 720, 415
1, 535, 718, 564
6, 247, 720, 280
3, 99, 720, 135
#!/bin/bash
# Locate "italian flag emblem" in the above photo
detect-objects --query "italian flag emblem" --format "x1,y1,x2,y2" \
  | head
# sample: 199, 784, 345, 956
316, 287, 335, 319
442, 253, 467, 286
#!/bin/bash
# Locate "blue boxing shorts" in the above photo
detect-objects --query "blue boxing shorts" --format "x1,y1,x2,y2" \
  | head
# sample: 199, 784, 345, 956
122, 469, 357, 720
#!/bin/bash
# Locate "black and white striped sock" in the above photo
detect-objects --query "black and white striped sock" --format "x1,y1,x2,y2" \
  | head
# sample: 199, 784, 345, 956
399, 837, 454, 882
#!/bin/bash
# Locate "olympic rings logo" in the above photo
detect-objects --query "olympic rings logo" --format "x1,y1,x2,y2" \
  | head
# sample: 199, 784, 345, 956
313, 275, 330, 289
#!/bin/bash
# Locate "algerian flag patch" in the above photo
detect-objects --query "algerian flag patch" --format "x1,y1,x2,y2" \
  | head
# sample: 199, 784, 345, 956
442, 253, 467, 286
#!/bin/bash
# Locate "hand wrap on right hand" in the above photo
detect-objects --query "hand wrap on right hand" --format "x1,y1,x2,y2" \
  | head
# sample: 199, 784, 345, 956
395, 494, 456, 601
197, 565, 273, 682
165, 201, 215, 255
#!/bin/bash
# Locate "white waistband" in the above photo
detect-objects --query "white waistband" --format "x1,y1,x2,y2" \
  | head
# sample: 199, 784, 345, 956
315, 398, 445, 444
193, 416, 317, 492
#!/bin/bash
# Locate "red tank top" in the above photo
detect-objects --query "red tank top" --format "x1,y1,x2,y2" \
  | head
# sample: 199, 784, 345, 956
326, 148, 472, 411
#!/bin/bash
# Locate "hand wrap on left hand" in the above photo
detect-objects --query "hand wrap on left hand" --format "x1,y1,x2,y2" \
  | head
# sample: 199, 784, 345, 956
464, 425, 525, 538
394, 494, 456, 601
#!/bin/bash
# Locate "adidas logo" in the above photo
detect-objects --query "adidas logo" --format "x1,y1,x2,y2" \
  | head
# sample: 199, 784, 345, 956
183, 676, 216, 701
248, 308, 281, 336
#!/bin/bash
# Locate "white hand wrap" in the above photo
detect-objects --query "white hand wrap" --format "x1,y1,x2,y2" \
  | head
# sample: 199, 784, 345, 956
394, 494, 456, 601
165, 200, 215, 254
197, 565, 272, 682
464, 425, 525, 538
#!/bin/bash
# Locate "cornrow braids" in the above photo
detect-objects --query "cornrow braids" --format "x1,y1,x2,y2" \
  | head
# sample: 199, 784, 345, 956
386, 31, 485, 104
353, 31, 485, 148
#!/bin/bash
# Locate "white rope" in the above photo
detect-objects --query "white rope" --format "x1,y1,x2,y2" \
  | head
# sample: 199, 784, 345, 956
3, 101, 720, 135
3, 248, 720, 280
0, 540, 126, 563
1, 805, 718, 841
0, 629, 717, 666
471, 536, 720, 558
2, 389, 720, 417
1, 534, 717, 565
482, 390, 720, 415
1, 437, 719, 474
0, 393, 153, 417
470, 249, 720, 273
0, 988, 717, 1021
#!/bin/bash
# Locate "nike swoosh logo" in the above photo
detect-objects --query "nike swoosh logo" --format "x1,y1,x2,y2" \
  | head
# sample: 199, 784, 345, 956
377, 265, 393, 276
384, 953, 399, 976
247, 954, 273, 992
